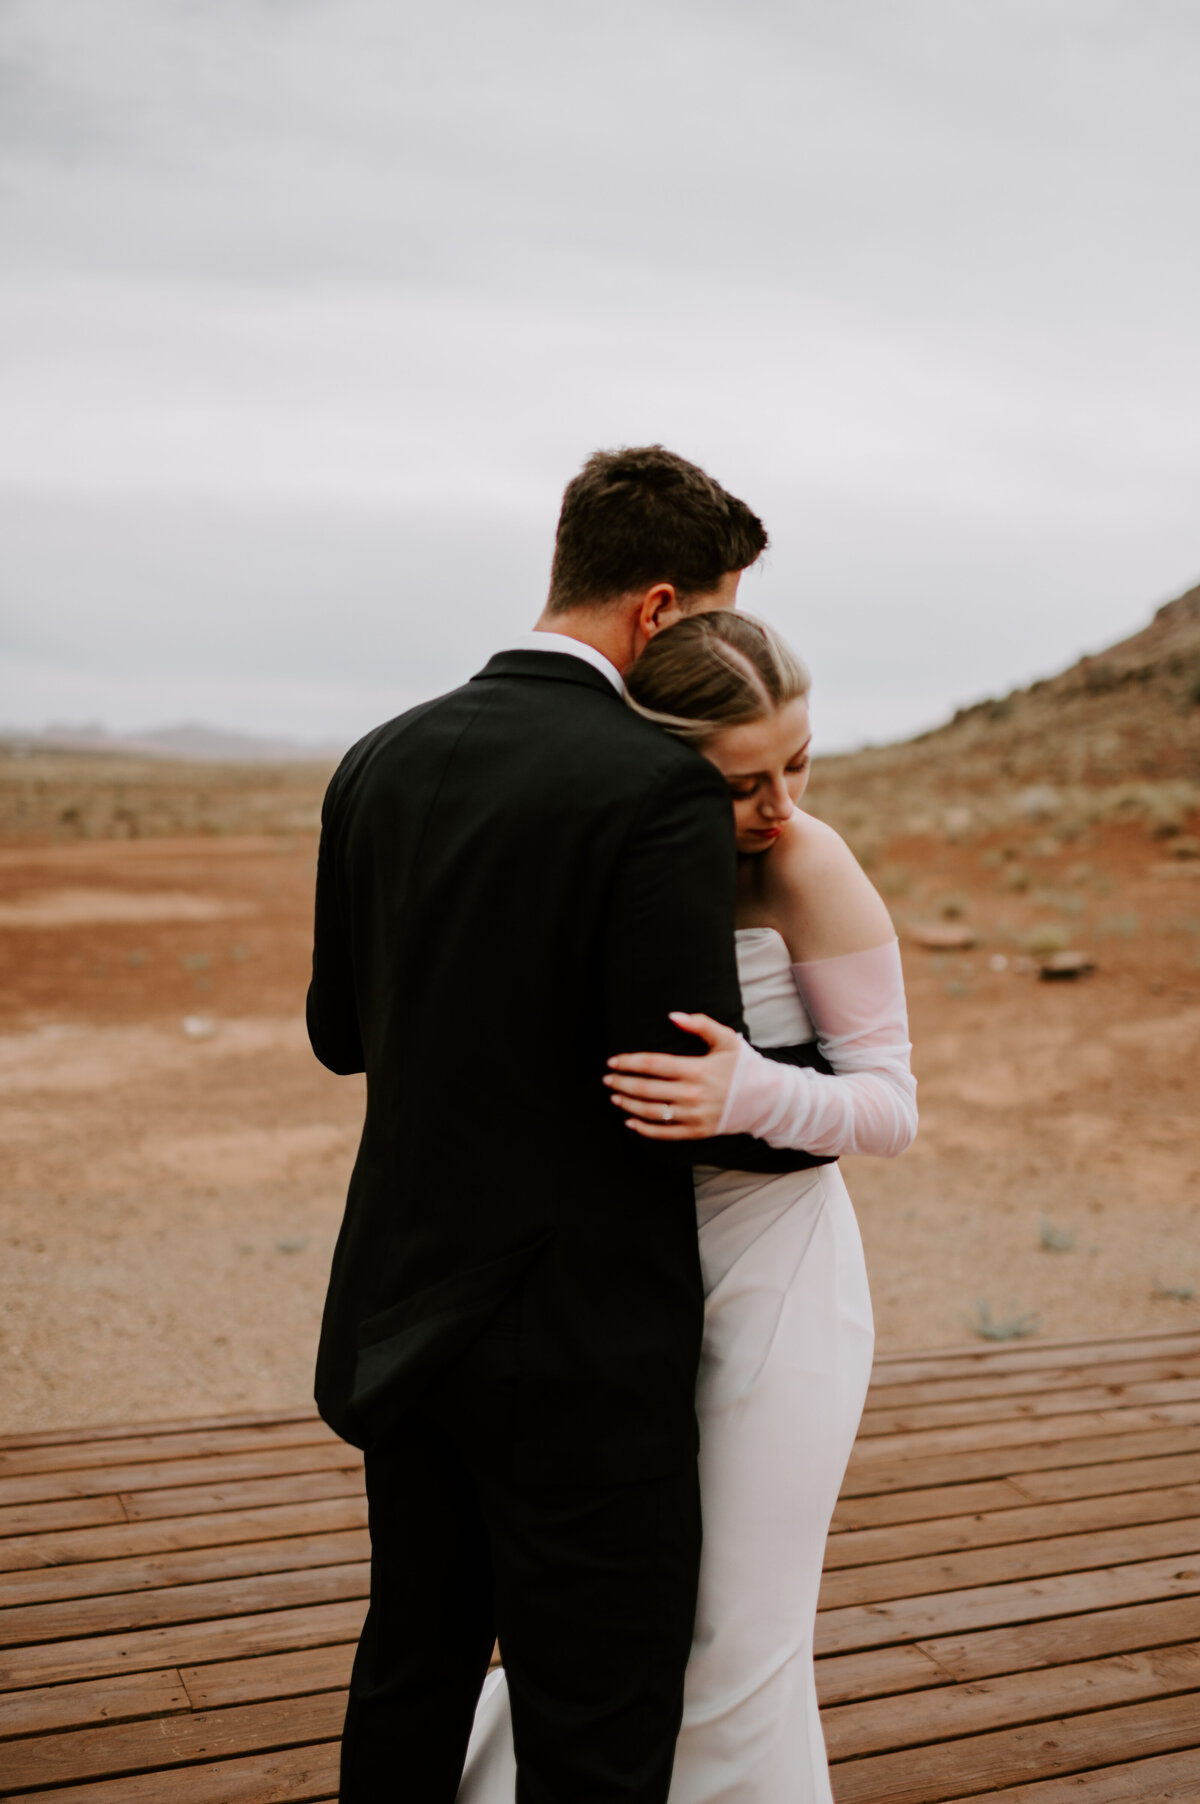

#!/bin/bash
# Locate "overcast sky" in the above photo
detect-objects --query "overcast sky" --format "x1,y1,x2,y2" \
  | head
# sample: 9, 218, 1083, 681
2, 0, 1198, 752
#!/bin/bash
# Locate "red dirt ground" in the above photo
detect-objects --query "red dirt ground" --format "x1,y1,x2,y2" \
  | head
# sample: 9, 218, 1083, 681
1, 822, 1198, 1432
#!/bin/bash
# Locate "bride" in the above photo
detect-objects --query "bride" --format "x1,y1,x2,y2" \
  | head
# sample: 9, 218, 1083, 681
458, 609, 917, 1802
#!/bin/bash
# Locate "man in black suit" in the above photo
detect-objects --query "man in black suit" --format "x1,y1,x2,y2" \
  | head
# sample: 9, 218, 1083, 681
308, 446, 829, 1802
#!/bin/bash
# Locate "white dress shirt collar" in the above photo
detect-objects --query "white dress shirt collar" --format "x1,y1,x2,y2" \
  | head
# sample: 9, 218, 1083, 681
507, 631, 625, 696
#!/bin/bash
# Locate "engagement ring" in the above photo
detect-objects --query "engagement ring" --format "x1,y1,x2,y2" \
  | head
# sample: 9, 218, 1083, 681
661, 1105, 674, 1122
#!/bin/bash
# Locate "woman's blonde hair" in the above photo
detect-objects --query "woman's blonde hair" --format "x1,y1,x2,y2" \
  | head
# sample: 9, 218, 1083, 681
624, 611, 810, 746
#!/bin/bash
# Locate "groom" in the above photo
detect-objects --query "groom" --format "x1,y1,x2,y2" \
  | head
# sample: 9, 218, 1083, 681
308, 445, 829, 1802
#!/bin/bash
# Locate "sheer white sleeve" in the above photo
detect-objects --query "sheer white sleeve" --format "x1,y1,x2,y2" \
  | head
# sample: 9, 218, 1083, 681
715, 940, 918, 1157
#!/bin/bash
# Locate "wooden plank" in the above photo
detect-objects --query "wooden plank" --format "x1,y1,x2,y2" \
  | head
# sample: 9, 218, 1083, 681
869, 1331, 1200, 1384
818, 1516, 1200, 1609
0, 1408, 321, 1454
0, 1669, 188, 1740
181, 1644, 355, 1711
827, 1690, 1200, 1804
862, 1352, 1200, 1412
0, 1442, 362, 1511
939, 1747, 1200, 1801
0, 1598, 367, 1691
822, 1640, 1200, 1761
815, 1553, 1200, 1657
838, 1424, 1200, 1497
2, 1738, 339, 1802
0, 1562, 368, 1651
0, 1497, 126, 1542
859, 1377, 1200, 1437
1013, 1451, 1200, 1503
0, 1422, 338, 1481
825, 1484, 1200, 1570
813, 1643, 951, 1708
0, 1496, 368, 1576
830, 1478, 1031, 1532
0, 1690, 346, 1792
847, 1401, 1200, 1466
120, 1468, 365, 1523
0, 1528, 370, 1612
920, 1592, 1200, 1683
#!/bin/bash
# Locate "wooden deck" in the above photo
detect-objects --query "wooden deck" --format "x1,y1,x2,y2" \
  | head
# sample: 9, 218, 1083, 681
2, 1327, 1199, 1800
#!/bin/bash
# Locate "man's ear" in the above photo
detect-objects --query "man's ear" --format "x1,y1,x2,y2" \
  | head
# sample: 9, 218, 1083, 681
636, 583, 684, 642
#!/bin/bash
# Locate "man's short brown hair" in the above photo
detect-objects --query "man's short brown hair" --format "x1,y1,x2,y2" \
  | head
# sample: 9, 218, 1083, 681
545, 445, 768, 613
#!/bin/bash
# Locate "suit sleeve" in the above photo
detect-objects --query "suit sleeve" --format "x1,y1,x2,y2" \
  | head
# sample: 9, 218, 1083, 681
306, 770, 366, 1076
602, 760, 832, 1174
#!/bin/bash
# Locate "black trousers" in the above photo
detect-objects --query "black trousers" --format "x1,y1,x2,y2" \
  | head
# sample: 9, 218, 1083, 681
339, 1326, 702, 1803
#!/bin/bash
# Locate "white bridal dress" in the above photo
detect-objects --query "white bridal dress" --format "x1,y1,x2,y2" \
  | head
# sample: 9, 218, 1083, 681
458, 927, 916, 1804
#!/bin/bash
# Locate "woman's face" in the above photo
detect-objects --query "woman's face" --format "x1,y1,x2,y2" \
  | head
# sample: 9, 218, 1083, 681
703, 697, 812, 854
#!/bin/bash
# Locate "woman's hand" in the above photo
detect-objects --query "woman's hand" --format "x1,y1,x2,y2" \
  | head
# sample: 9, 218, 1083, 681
604, 1012, 743, 1139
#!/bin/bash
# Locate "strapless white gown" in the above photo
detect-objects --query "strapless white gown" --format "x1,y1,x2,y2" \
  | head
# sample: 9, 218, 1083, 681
458, 928, 876, 1802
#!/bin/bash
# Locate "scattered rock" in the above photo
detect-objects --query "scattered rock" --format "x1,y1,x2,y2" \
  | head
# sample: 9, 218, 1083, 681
907, 922, 979, 950
1038, 951, 1096, 981
1171, 837, 1200, 860
181, 1015, 217, 1038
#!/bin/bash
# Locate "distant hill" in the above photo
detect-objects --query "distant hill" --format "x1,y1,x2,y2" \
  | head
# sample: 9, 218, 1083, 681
0, 722, 347, 765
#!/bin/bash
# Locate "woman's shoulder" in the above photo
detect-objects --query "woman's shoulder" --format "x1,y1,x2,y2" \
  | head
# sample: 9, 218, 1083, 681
761, 810, 867, 899
759, 811, 895, 962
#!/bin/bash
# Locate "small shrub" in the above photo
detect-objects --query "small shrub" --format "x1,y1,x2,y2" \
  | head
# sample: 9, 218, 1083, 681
938, 893, 970, 920
1024, 923, 1071, 958
971, 1302, 1041, 1342
1097, 913, 1140, 939
1152, 1279, 1196, 1302
1038, 1217, 1077, 1252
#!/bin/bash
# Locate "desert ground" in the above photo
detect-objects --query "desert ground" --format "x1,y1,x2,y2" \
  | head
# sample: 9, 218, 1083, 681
1, 804, 1197, 1435
1, 587, 1198, 1433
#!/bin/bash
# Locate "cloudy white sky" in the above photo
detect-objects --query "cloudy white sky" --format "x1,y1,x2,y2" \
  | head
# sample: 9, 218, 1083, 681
2, 0, 1198, 751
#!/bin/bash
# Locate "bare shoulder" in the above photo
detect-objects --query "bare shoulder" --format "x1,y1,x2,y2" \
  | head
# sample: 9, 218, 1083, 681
758, 811, 895, 963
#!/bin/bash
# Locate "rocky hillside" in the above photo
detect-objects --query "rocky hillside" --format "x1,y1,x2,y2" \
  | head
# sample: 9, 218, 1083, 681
809, 581, 1200, 850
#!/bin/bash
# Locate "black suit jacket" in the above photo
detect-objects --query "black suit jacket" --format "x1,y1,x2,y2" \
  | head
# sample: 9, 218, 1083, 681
308, 650, 830, 1481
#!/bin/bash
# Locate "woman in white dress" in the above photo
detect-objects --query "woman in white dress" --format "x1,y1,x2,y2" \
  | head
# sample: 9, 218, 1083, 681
459, 611, 917, 1803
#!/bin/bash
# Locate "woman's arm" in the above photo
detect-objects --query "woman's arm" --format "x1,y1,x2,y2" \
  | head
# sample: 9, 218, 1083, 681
714, 940, 917, 1155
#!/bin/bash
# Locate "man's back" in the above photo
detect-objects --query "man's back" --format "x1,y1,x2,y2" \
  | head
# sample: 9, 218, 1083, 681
309, 649, 746, 1479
